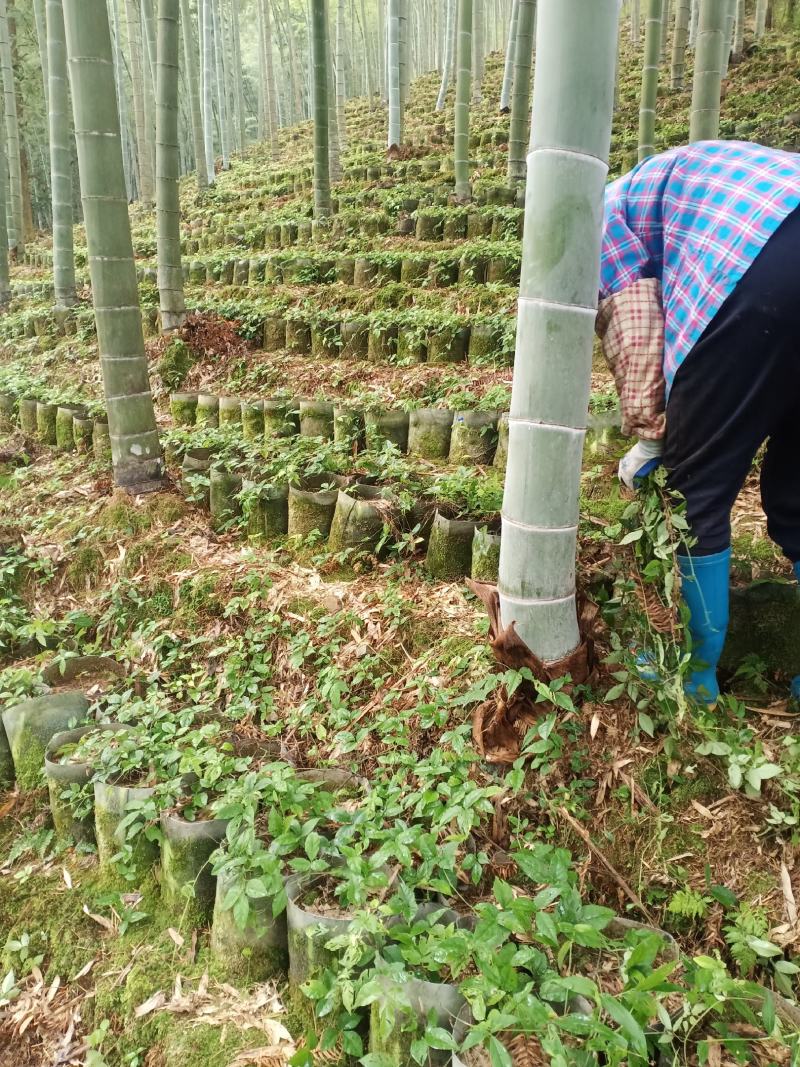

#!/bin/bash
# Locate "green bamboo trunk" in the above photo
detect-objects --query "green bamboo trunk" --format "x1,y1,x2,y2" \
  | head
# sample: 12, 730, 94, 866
398, 0, 409, 114
232, 0, 245, 153
689, 0, 699, 43
156, 0, 185, 332
755, 0, 768, 36
109, 0, 135, 200
689, 0, 726, 140
721, 0, 735, 75
454, 0, 473, 200
387, 0, 402, 146
328, 11, 341, 181
499, 0, 617, 664
201, 0, 216, 183
0, 73, 9, 307
310, 0, 331, 220
335, 0, 347, 155
436, 0, 455, 110
179, 0, 208, 191
211, 0, 230, 169
126, 0, 154, 204
34, 0, 50, 120
670, 0, 691, 86
631, 0, 641, 41
661, 0, 671, 62
46, 0, 76, 308
733, 0, 744, 53
261, 0, 279, 153
472, 0, 485, 102
0, 0, 22, 256
62, 0, 163, 491
142, 0, 159, 186
507, 0, 535, 184
499, 0, 519, 110
637, 0, 663, 161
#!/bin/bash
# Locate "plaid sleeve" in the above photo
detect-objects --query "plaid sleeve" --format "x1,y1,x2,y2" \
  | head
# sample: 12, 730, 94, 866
600, 178, 654, 299
596, 278, 666, 441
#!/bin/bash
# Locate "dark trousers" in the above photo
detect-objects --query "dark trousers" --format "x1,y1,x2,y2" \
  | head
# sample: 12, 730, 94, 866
664, 205, 800, 560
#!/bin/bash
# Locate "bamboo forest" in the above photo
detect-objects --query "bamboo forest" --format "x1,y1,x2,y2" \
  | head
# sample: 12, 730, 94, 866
2, 0, 800, 1063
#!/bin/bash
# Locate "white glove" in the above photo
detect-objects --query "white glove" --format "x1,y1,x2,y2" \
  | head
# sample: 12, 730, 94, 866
618, 438, 664, 490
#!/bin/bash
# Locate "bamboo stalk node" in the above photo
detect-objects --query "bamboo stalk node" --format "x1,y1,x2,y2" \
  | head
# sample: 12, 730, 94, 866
466, 580, 599, 764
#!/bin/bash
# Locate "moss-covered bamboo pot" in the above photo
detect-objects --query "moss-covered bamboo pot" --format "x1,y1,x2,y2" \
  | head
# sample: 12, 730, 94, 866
369, 976, 466, 1066
263, 314, 287, 352
340, 319, 369, 360
170, 392, 199, 426
92, 419, 112, 465
196, 393, 220, 427
493, 413, 509, 471
471, 525, 501, 582
94, 779, 159, 881
55, 405, 85, 452
365, 409, 410, 452
41, 654, 127, 692
218, 396, 242, 426
241, 401, 265, 441
45, 723, 129, 843
0, 392, 14, 430
287, 475, 342, 539
0, 718, 14, 788
209, 468, 243, 529
18, 397, 38, 435
73, 415, 95, 453
299, 400, 335, 440
449, 411, 498, 465
286, 320, 312, 354
263, 399, 300, 439
286, 873, 356, 991
408, 409, 454, 460
210, 866, 289, 981
426, 512, 477, 580
181, 447, 213, 507
2, 692, 90, 790
36, 401, 58, 446
333, 405, 367, 450
328, 486, 394, 553
245, 482, 289, 541
160, 811, 230, 924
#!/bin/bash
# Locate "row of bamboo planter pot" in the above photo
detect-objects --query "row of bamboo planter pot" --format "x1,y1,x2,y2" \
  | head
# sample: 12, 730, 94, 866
180, 446, 501, 584
176, 245, 521, 291
2, 394, 112, 463
171, 391, 509, 470
177, 199, 522, 255
0, 656, 127, 791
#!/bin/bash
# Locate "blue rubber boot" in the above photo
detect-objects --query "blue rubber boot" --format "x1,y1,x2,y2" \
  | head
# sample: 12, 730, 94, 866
677, 549, 732, 706
791, 562, 800, 701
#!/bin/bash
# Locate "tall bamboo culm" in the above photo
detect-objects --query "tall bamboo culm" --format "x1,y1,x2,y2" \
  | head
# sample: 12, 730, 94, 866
62, 0, 162, 492
126, 0, 154, 205
755, 0, 768, 36
721, 0, 735, 75
454, 0, 473, 200
33, 0, 50, 121
261, 0, 279, 154
733, 0, 745, 54
507, 0, 535, 184
0, 66, 9, 306
690, 0, 726, 140
631, 0, 641, 41
156, 0, 185, 332
201, 0, 216, 184
179, 0, 208, 192
472, 0, 485, 102
499, 0, 520, 110
671, 0, 691, 87
387, 0, 402, 146
436, 0, 455, 111
0, 0, 22, 256
498, 0, 618, 664
46, 0, 75, 307
638, 0, 663, 160
310, 0, 331, 221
